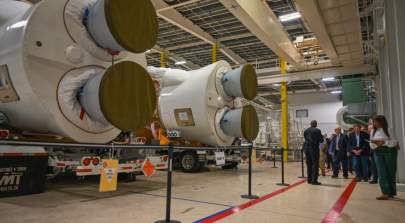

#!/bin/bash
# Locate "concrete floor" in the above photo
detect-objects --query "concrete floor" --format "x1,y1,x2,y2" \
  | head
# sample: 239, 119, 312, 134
0, 162, 404, 223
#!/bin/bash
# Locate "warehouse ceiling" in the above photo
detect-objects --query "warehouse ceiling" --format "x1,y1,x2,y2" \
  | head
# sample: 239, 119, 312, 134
148, 0, 375, 104
24, 0, 376, 105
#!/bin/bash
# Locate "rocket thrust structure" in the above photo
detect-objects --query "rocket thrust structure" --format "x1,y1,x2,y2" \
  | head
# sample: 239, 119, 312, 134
148, 61, 260, 146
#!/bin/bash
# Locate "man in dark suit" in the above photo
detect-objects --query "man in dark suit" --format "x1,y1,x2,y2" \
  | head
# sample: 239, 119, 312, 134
349, 124, 370, 182
330, 127, 349, 179
303, 120, 324, 185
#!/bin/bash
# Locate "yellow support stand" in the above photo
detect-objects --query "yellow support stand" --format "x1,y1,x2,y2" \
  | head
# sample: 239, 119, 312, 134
280, 58, 288, 163
212, 43, 218, 63
160, 51, 166, 68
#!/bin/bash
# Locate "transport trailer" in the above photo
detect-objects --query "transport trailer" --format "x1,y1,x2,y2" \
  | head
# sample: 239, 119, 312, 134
0, 130, 168, 181
172, 148, 242, 173
46, 145, 168, 180
153, 131, 244, 173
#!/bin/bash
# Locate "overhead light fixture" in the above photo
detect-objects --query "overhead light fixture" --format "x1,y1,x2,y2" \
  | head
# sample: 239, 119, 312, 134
330, 90, 342, 94
322, 77, 335, 82
279, 12, 301, 22
273, 83, 281, 87
175, 60, 187, 65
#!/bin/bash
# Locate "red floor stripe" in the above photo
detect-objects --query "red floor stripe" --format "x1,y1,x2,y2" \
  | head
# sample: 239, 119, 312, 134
321, 179, 357, 223
196, 179, 307, 223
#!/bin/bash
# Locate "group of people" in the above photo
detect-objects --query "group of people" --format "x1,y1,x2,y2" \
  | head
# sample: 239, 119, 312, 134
303, 115, 399, 200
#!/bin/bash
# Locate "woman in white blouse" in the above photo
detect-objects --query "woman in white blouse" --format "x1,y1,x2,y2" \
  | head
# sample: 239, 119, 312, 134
370, 115, 399, 200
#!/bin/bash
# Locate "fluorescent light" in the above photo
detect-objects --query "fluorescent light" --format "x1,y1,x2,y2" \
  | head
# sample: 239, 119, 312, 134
175, 61, 187, 65
279, 12, 301, 22
145, 49, 151, 53
273, 83, 281, 87
330, 90, 342, 94
322, 77, 335, 82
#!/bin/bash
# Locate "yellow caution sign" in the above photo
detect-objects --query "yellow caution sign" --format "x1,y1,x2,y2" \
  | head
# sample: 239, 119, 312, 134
99, 159, 119, 192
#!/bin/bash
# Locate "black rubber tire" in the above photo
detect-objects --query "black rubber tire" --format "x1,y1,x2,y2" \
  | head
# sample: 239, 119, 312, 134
221, 162, 239, 169
126, 173, 137, 182
180, 151, 202, 173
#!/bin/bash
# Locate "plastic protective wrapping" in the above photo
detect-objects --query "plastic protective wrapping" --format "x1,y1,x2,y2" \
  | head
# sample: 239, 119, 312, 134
57, 67, 113, 133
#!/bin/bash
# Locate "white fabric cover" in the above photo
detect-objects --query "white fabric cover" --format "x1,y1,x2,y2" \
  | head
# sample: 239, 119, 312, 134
57, 67, 113, 133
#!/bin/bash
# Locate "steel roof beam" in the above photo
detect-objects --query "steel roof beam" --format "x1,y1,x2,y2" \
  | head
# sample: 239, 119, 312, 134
258, 86, 342, 96
156, 0, 203, 13
257, 64, 376, 85
151, 46, 200, 70
220, 0, 304, 68
295, 0, 339, 64
152, 0, 246, 65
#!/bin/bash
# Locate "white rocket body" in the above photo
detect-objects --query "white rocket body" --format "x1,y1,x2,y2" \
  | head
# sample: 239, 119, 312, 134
0, 0, 156, 143
149, 61, 259, 146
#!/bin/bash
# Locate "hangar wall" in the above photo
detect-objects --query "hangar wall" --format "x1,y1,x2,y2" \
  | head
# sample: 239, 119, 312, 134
289, 93, 342, 135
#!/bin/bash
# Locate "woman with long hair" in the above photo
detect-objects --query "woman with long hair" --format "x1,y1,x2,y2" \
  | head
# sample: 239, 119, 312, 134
370, 115, 399, 200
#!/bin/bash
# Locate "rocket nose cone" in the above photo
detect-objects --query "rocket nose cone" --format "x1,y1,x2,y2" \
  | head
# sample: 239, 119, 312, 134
104, 0, 158, 53
99, 61, 156, 132
241, 105, 259, 140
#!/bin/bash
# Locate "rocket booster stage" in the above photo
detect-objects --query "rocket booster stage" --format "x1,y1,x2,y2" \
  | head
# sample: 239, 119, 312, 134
0, 0, 158, 143
149, 61, 260, 146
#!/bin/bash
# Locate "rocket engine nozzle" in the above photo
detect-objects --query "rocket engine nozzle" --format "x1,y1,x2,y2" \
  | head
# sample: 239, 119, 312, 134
86, 0, 158, 53
79, 61, 157, 132
220, 105, 259, 140
222, 64, 258, 100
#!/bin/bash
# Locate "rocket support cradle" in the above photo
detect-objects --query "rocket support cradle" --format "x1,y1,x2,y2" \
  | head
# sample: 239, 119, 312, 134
0, 0, 158, 143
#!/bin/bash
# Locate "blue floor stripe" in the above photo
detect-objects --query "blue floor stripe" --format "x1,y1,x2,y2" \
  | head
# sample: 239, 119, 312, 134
192, 207, 234, 223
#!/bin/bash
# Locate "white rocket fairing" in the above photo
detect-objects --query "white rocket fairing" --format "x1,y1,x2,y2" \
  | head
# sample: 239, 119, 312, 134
0, 0, 158, 143
148, 61, 260, 146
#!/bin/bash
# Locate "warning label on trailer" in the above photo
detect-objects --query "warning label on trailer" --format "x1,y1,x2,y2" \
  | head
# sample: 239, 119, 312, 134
99, 160, 118, 192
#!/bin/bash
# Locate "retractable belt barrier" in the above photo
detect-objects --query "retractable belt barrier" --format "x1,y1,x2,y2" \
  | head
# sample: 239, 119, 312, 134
269, 148, 298, 187
0, 140, 302, 222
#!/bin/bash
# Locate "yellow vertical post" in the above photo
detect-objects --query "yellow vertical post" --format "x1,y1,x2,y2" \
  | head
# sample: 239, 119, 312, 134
160, 51, 166, 68
280, 58, 288, 163
212, 43, 218, 63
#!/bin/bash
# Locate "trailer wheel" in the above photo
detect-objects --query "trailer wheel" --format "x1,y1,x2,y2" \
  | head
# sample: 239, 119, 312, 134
180, 151, 202, 173
126, 173, 137, 182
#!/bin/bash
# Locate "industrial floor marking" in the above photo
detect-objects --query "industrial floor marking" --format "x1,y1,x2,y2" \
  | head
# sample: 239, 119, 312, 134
133, 191, 234, 208
77, 184, 233, 207
321, 178, 357, 223
193, 179, 307, 223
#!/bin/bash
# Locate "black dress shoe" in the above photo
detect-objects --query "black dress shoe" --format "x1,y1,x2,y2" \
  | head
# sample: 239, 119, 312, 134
311, 182, 322, 185
344, 176, 349, 179
369, 180, 378, 184
355, 178, 362, 182
331, 175, 338, 179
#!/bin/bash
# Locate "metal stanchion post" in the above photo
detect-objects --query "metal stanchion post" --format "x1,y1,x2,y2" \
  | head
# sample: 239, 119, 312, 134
155, 143, 181, 223
241, 145, 259, 199
271, 149, 278, 168
276, 148, 289, 186
298, 148, 305, 178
